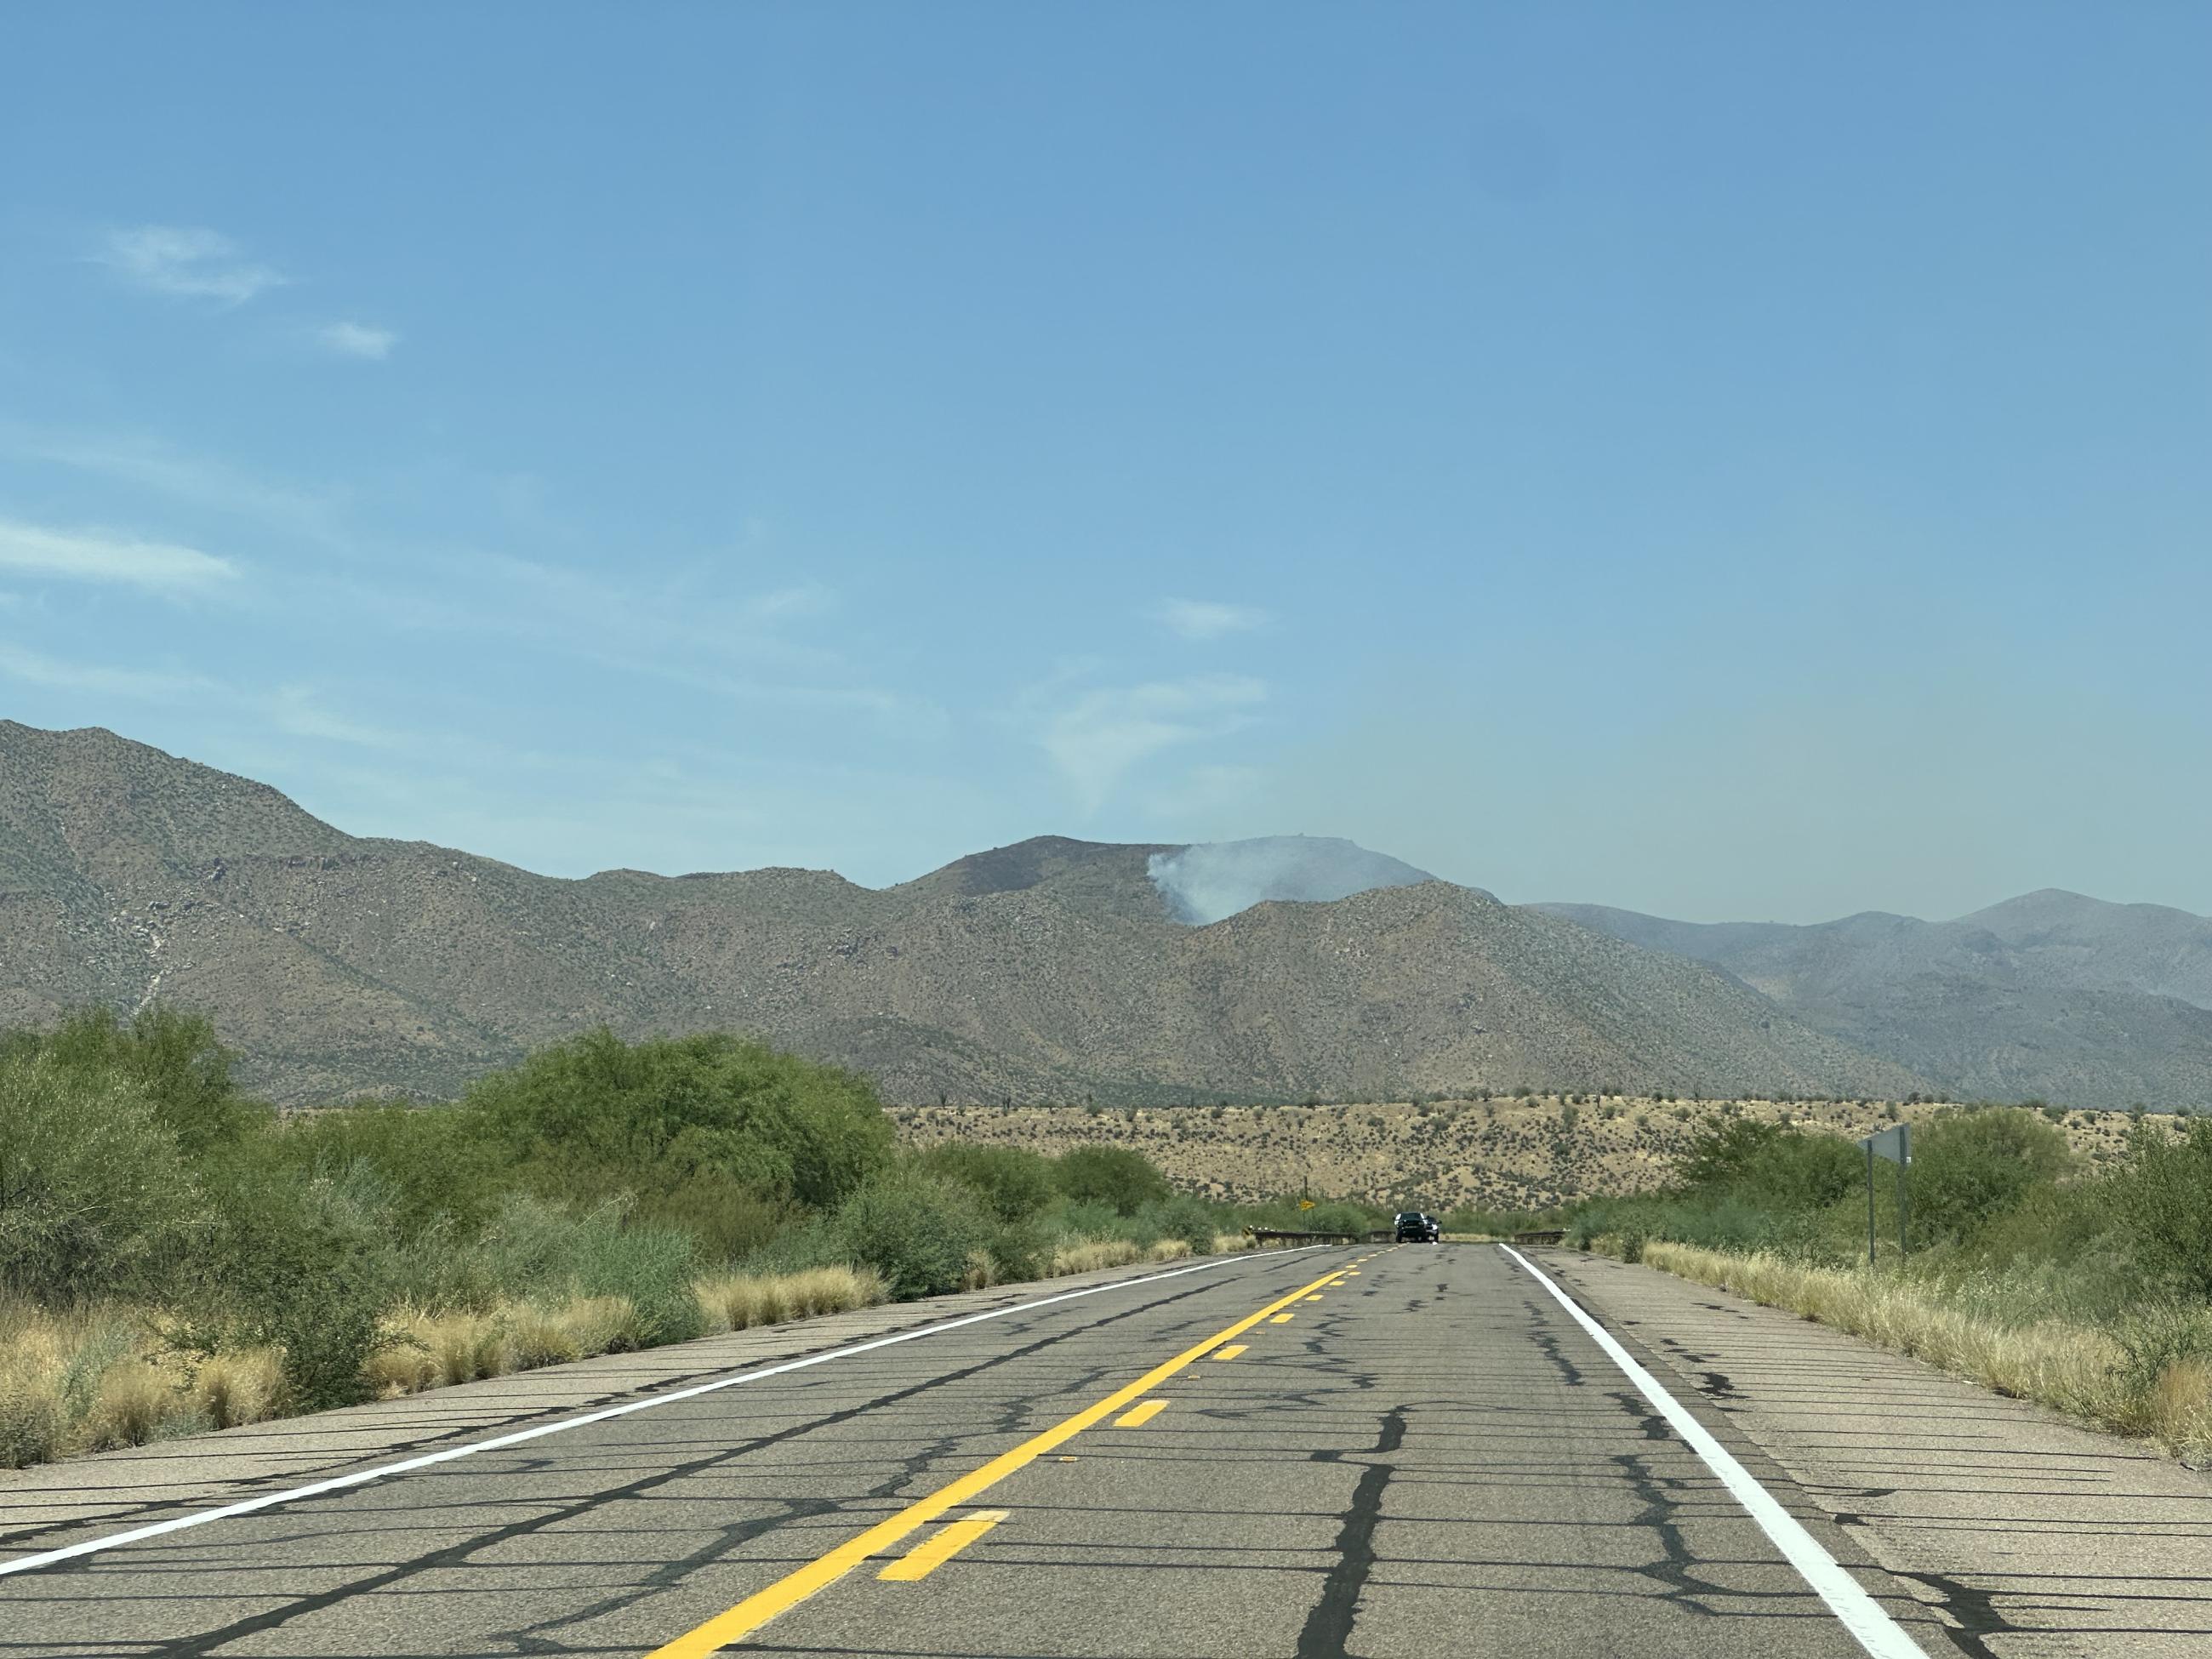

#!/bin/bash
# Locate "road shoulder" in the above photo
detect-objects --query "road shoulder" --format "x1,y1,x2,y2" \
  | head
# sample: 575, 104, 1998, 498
1534, 1248, 2212, 1659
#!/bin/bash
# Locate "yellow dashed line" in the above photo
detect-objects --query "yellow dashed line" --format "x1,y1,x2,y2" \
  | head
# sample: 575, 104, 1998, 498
878, 1511, 1007, 1582
644, 1264, 1342, 1656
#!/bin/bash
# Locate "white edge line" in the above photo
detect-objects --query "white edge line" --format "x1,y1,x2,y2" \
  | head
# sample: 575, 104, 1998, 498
0, 1246, 1322, 1578
1501, 1245, 1928, 1659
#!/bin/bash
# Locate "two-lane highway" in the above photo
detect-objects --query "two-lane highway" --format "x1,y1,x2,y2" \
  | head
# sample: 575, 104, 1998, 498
0, 1246, 1944, 1657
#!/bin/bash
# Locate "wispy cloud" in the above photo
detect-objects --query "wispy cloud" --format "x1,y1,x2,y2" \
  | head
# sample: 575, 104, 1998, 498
1142, 761, 1265, 823
317, 321, 398, 361
269, 686, 406, 748
94, 225, 285, 305
463, 552, 848, 671
746, 584, 837, 623
1156, 598, 1271, 641
319, 550, 934, 733
0, 643, 212, 699
0, 516, 238, 593
1040, 674, 1268, 812
0, 425, 346, 542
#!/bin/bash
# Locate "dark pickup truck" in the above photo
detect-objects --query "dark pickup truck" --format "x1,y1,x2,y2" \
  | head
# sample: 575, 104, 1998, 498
1394, 1210, 1441, 1243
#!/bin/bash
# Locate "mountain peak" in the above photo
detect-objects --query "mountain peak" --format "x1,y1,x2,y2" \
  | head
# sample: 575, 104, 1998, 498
1146, 835, 1439, 925
897, 835, 1173, 900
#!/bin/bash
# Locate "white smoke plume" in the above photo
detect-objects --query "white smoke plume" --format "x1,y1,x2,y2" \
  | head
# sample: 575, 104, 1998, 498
1147, 835, 1436, 925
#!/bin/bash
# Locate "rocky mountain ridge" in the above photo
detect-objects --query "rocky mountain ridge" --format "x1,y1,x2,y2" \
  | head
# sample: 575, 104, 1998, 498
1542, 893, 2212, 1109
0, 720, 1928, 1105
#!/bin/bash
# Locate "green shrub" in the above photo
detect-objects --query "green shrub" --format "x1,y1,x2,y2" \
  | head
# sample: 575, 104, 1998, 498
638, 1171, 801, 1267
1052, 1145, 1171, 1215
1678, 1120, 1860, 1210
917, 1143, 1056, 1223
440, 1194, 700, 1347
1133, 1194, 1217, 1251
1953, 1178, 2112, 1274
983, 1217, 1048, 1282
569, 1222, 702, 1348
831, 1168, 992, 1299
468, 1029, 894, 1209
191, 1160, 396, 1411
2109, 1115, 2212, 1300
12, 1006, 269, 1157
1304, 1200, 1373, 1237
274, 1102, 503, 1234
0, 1052, 203, 1301
1908, 1109, 2072, 1245
436, 1194, 589, 1304
1051, 1198, 1128, 1240
2112, 1298, 2212, 1394
1571, 1194, 1798, 1256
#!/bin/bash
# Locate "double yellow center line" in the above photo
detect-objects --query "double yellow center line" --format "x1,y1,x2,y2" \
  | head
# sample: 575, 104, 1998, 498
647, 1261, 1347, 1656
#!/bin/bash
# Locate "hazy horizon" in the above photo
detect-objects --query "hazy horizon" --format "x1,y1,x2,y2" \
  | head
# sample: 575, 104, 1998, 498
21, 716, 2209, 931
3, 6, 2205, 923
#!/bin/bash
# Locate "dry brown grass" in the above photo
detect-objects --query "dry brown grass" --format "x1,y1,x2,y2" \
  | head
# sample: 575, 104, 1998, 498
364, 1294, 664, 1400
364, 1305, 508, 1397
1626, 1240, 2212, 1461
362, 1333, 436, 1398
7, 1262, 894, 1471
2141, 1359, 2212, 1452
693, 1266, 885, 1336
3, 1234, 1200, 1476
192, 1349, 283, 1428
552, 1296, 640, 1356
1049, 1239, 1146, 1275
502, 1305, 584, 1371
0, 1308, 77, 1468
0, 1301, 284, 1466
77, 1360, 181, 1452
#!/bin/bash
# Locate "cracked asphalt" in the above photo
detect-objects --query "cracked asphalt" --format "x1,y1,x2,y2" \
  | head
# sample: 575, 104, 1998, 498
2, 1246, 1965, 1657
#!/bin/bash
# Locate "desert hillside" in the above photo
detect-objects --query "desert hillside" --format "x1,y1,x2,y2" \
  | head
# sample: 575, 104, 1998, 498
893, 1093, 2147, 1211
0, 721, 1925, 1105
1545, 898, 2212, 1109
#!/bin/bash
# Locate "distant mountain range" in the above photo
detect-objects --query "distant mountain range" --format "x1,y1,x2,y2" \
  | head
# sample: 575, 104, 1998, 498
1, 721, 1934, 1106
1539, 896, 2212, 1111
5, 720, 2205, 1109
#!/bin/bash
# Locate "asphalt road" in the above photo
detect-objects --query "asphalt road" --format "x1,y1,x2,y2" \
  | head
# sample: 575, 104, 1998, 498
0, 1245, 1945, 1658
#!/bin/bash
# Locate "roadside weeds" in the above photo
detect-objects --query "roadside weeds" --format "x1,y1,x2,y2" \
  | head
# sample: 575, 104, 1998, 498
1596, 1237, 2212, 1462
1, 1236, 1265, 1473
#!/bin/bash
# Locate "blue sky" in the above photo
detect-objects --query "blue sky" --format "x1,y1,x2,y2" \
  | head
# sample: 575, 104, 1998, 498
3, 3, 2206, 921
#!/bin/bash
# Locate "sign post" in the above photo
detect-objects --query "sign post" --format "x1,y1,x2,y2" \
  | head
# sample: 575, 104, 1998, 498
1857, 1123, 1910, 1266
1865, 1139, 1875, 1265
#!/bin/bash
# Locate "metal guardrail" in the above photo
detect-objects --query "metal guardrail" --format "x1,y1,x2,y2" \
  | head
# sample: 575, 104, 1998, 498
1245, 1227, 1396, 1246
1511, 1229, 1566, 1246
